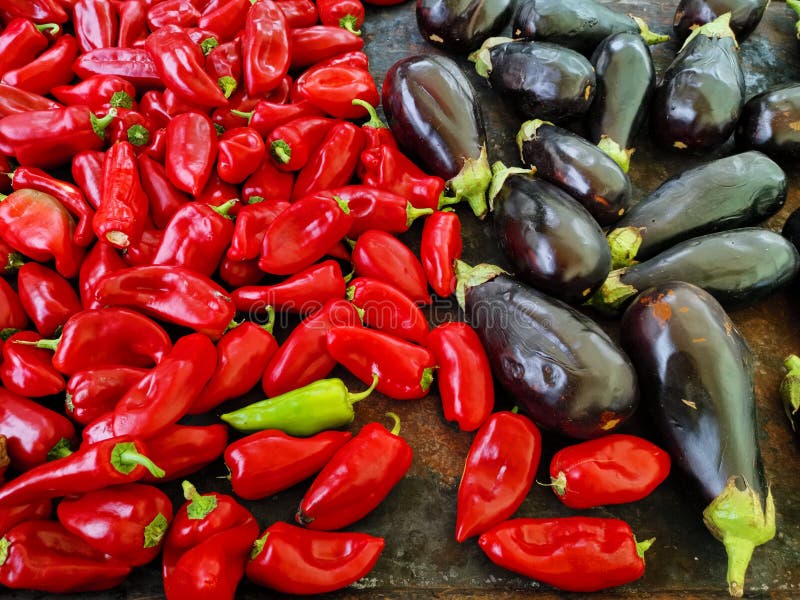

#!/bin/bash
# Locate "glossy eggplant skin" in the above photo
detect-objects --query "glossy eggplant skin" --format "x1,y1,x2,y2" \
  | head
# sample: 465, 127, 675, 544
416, 0, 515, 54
493, 172, 611, 303
517, 121, 632, 225
651, 31, 744, 152
608, 151, 787, 265
673, 0, 768, 43
465, 273, 638, 439
736, 83, 800, 161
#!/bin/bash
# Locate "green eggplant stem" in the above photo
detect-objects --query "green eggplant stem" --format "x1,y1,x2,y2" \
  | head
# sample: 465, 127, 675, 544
597, 136, 633, 173
584, 269, 638, 314
487, 159, 535, 211
631, 16, 670, 46
454, 260, 507, 310
447, 146, 492, 220
681, 12, 738, 50
607, 226, 643, 269
780, 354, 800, 430
348, 373, 379, 404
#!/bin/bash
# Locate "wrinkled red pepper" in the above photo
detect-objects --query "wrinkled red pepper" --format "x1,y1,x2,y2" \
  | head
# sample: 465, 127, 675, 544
421, 210, 462, 297
137, 153, 190, 229
108, 108, 154, 147
227, 199, 289, 262
15, 263, 81, 337
347, 277, 430, 344
293, 63, 378, 120
352, 229, 430, 304
205, 39, 242, 99
165, 111, 219, 196
73, 0, 119, 53
146, 0, 201, 30
1, 330, 65, 397
1, 33, 78, 96
71, 149, 105, 210
77, 241, 126, 309
289, 25, 364, 70
73, 47, 162, 90
65, 366, 148, 425
318, 0, 365, 34
242, 0, 290, 96
216, 127, 265, 183
139, 424, 229, 483
274, 0, 318, 27
93, 141, 148, 248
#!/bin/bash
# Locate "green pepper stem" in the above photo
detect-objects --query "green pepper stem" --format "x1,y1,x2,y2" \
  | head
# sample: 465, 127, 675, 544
110, 91, 133, 109
0, 537, 8, 567
385, 411, 401, 436
348, 373, 379, 404
406, 204, 434, 227
143, 513, 169, 549
90, 108, 118, 139
218, 76, 237, 99
343, 268, 355, 284
2, 251, 20, 274
183, 480, 219, 520
127, 124, 150, 147
231, 109, 254, 122
271, 140, 292, 164
35, 23, 60, 35
210, 198, 238, 219
251, 532, 269, 559
47, 438, 73, 461
0, 328, 19, 341
352, 98, 387, 129
780, 354, 800, 430
200, 37, 218, 55
339, 14, 361, 35
0, 192, 7, 201
420, 367, 434, 392
248, 196, 264, 204
118, 449, 165, 479
635, 536, 656, 561
259, 306, 275, 334
335, 195, 350, 215
549, 471, 567, 497
437, 191, 461, 209
13, 335, 60, 351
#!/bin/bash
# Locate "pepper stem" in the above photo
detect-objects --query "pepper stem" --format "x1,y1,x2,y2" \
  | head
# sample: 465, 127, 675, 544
335, 196, 351, 215
251, 532, 269, 559
406, 203, 434, 227
35, 23, 60, 35
231, 109, 254, 122
218, 76, 237, 99
46, 437, 73, 461
0, 537, 8, 566
549, 471, 567, 497
0, 328, 19, 341
4, 252, 23, 274
437, 191, 461, 209
271, 140, 292, 164
90, 107, 118, 139
348, 373, 379, 404
143, 513, 169, 548
110, 91, 133, 109
385, 411, 401, 436
200, 37, 219, 56
210, 198, 238, 219
448, 145, 492, 219
607, 226, 643, 269
631, 16, 669, 45
182, 480, 219, 520
127, 124, 150, 147
352, 99, 387, 129
13, 335, 60, 351
112, 442, 165, 478
339, 14, 361, 35
420, 367, 434, 393
681, 12, 738, 51
780, 354, 800, 430
635, 536, 656, 561
454, 260, 507, 310
597, 136, 633, 173
261, 306, 276, 335
789, 0, 800, 39
584, 269, 638, 314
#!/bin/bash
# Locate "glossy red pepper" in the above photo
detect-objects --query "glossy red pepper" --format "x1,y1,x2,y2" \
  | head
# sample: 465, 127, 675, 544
161, 86, 212, 118
115, 0, 148, 47
93, 141, 148, 248
165, 111, 219, 196
267, 116, 337, 172
291, 121, 366, 200
352, 229, 431, 304
297, 413, 413, 530
0, 83, 62, 117
247, 522, 384, 594
139, 424, 229, 483
421, 210, 462, 297
1, 33, 78, 96
204, 38, 242, 99
146, 0, 201, 30
274, 0, 318, 27
93, 265, 236, 339
198, 0, 249, 42
351, 98, 395, 150
237, 99, 323, 138
0, 277, 26, 331
137, 154, 190, 229
259, 194, 353, 275
108, 108, 154, 147
0, 0, 68, 24
218, 257, 264, 287
317, 0, 365, 34
138, 90, 171, 130
289, 25, 364, 70
65, 366, 148, 425
456, 410, 541, 542
479, 517, 654, 592
242, 154, 295, 203
73, 0, 119, 53
216, 126, 265, 183
548, 434, 671, 509
16, 263, 81, 337
0, 498, 52, 536
57, 482, 173, 566
227, 199, 289, 262
1, 331, 65, 397
195, 171, 240, 208
242, 0, 289, 96
0, 385, 76, 471
73, 47, 161, 90
347, 277, 430, 344
0, 520, 131, 593
294, 63, 379, 120
0, 19, 60, 78
77, 241, 126, 310
0, 189, 85, 278
51, 74, 136, 114
262, 298, 362, 397
71, 149, 105, 210
121, 227, 164, 266
140, 126, 167, 161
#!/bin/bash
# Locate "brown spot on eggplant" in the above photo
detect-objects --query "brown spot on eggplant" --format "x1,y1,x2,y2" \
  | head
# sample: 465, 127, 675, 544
651, 298, 672, 325
416, 0, 515, 53
682, 399, 698, 409
693, 337, 707, 343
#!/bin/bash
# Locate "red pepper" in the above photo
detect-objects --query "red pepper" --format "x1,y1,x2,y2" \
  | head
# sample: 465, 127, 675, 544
146, 0, 201, 30
195, 171, 239, 208
163, 481, 259, 600
456, 410, 541, 542
326, 326, 435, 400
73, 47, 162, 90
262, 298, 362, 397
65, 366, 148, 425
478, 517, 654, 592
225, 430, 351, 500
165, 111, 219, 196
73, 0, 119, 53
548, 434, 671, 509
1, 331, 65, 397
247, 522, 384, 594
289, 25, 364, 70
1, 33, 78, 96
161, 86, 212, 117
233, 259, 345, 316
291, 121, 366, 200
317, 0, 365, 34
115, 0, 148, 47
238, 99, 323, 138
0, 520, 132, 593
227, 199, 289, 262
274, 0, 318, 27
138, 90, 171, 130
267, 116, 337, 172
0, 0, 68, 24
242, 0, 290, 96
0, 498, 52, 536
0, 277, 26, 331
121, 226, 164, 266
0, 19, 60, 78
57, 482, 173, 566
352, 98, 395, 149
216, 126, 265, 183
71, 149, 105, 210
77, 241, 126, 309
242, 154, 295, 203
421, 210, 462, 297
0, 386, 76, 471
139, 424, 228, 482
137, 154, 190, 229
93, 265, 236, 339
0, 83, 61, 117
205, 38, 242, 99
293, 63, 379, 120
352, 229, 431, 304
259, 194, 353, 275
198, 0, 249, 42
141, 126, 167, 161
16, 263, 81, 337
218, 257, 264, 287
108, 108, 154, 147
0, 189, 86, 278
347, 277, 430, 344
297, 413, 413, 530
51, 74, 137, 114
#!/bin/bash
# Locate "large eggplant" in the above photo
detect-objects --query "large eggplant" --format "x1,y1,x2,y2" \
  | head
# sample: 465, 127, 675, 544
516, 119, 632, 225
673, 0, 769, 42
469, 38, 595, 122
416, 0, 515, 53
588, 228, 800, 315
606, 151, 787, 268
736, 83, 800, 160
512, 0, 668, 55
586, 32, 657, 173
651, 14, 744, 153
382, 55, 491, 219
620, 282, 775, 597
490, 164, 611, 303
456, 263, 638, 439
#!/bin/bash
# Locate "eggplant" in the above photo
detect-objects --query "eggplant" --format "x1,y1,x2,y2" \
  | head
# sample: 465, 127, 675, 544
620, 282, 775, 597
456, 262, 638, 439
469, 38, 596, 122
516, 119, 632, 225
415, 0, 515, 54
512, 0, 668, 55
382, 55, 491, 219
586, 32, 657, 173
588, 228, 800, 315
736, 83, 800, 160
489, 164, 611, 303
651, 14, 744, 153
782, 206, 800, 255
606, 151, 787, 268
673, 0, 769, 43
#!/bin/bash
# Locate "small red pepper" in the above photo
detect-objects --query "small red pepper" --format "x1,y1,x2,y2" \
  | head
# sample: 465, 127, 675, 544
242, 154, 295, 203
455, 410, 541, 542
138, 424, 229, 483
242, 0, 290, 96
218, 257, 264, 287
16, 263, 81, 337
289, 25, 364, 70
237, 98, 323, 138
352, 98, 396, 150
347, 277, 430, 344
1, 331, 65, 397
115, 0, 148, 48
293, 63, 379, 120
1, 33, 78, 97
548, 434, 671, 509
73, 0, 119, 53
137, 153, 190, 229
198, 0, 249, 42
165, 111, 219, 196
73, 47, 162, 90
0, 83, 62, 117
57, 482, 173, 566
195, 171, 240, 208
247, 522, 384, 594
421, 210, 462, 297
267, 116, 337, 172
274, 0, 318, 27
65, 366, 149, 425
317, 0, 365, 34
297, 413, 413, 530
140, 126, 167, 161
51, 74, 136, 115
0, 498, 52, 536
0, 19, 60, 78
71, 149, 105, 210
146, 0, 201, 30
138, 90, 172, 130
227, 199, 289, 262
205, 38, 242, 100
478, 517, 654, 592
77, 241, 126, 309
216, 126, 265, 183
0, 277, 26, 332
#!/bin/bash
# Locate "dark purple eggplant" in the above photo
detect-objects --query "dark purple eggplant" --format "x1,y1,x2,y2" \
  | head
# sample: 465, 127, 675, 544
382, 54, 491, 219
586, 32, 656, 173
512, 0, 668, 55
516, 119, 632, 225
489, 163, 611, 303
469, 38, 595, 122
651, 14, 744, 153
673, 0, 769, 42
780, 355, 800, 432
782, 206, 800, 255
620, 282, 775, 597
606, 151, 787, 268
736, 83, 800, 160
588, 228, 800, 315
456, 262, 638, 439
415, 0, 515, 53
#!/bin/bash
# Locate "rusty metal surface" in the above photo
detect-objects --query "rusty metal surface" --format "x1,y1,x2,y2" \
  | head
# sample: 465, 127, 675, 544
8, 2, 800, 599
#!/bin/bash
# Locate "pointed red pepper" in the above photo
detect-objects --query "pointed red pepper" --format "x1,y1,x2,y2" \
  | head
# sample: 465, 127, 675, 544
51, 75, 137, 113
227, 199, 289, 262
198, 0, 250, 42
293, 63, 378, 120
236, 98, 323, 138
347, 277, 430, 344
216, 126, 265, 183
242, 0, 290, 96
0, 0, 68, 24
0, 83, 62, 117
1, 34, 78, 97
242, 154, 294, 203
115, 0, 148, 48
165, 111, 219, 196
218, 257, 264, 287
0, 278, 26, 332
289, 25, 364, 70
139, 424, 229, 483
267, 116, 337, 172
137, 153, 190, 229
317, 0, 365, 34
421, 210, 462, 297
205, 38, 242, 100
352, 98, 396, 149
73, 0, 119, 53
0, 19, 60, 78
77, 241, 126, 310
1, 331, 65, 397
71, 149, 105, 210
15, 263, 81, 337
0, 498, 52, 536
73, 47, 161, 90
146, 0, 201, 30
65, 366, 149, 425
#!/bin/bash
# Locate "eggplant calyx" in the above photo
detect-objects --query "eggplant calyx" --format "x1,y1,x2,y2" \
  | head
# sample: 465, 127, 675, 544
607, 227, 643, 269
516, 119, 555, 150
597, 136, 633, 173
584, 269, 637, 314
630, 16, 670, 46
701, 477, 775, 598
488, 160, 535, 212
468, 37, 513, 78
681, 12, 738, 51
448, 146, 492, 219
454, 260, 507, 310
779, 354, 800, 430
